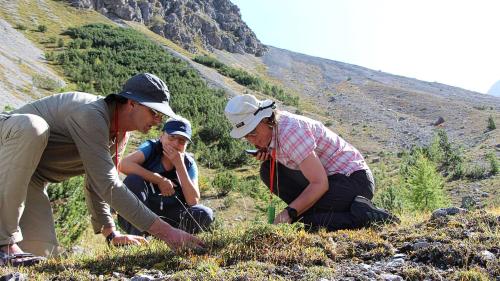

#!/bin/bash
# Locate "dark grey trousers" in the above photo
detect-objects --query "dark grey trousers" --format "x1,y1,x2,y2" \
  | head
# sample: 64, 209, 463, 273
260, 161, 375, 231
117, 174, 214, 235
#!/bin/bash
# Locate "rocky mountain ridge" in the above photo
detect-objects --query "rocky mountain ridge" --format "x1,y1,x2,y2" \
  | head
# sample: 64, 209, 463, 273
68, 0, 267, 56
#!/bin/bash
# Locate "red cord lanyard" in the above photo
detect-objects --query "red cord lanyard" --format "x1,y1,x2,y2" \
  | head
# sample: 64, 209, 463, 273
269, 124, 278, 198
269, 148, 277, 198
114, 104, 119, 171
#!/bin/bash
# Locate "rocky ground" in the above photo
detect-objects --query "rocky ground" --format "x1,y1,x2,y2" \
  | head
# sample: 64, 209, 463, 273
0, 208, 498, 280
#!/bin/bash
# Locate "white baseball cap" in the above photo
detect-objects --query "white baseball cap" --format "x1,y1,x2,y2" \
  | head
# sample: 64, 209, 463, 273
224, 94, 275, 138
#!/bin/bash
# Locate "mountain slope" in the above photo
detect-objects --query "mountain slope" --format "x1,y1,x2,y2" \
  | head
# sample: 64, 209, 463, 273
211, 46, 500, 155
0, 0, 114, 110
488, 80, 500, 97
0, 18, 64, 109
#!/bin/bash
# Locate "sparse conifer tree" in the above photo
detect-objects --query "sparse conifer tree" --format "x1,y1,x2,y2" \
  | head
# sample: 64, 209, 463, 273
487, 115, 496, 131
402, 151, 449, 211
486, 152, 499, 175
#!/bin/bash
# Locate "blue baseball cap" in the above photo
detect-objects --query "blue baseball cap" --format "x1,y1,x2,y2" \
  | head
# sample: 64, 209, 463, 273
162, 117, 192, 142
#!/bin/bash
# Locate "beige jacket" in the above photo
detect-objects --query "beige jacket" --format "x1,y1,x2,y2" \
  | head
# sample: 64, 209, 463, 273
12, 92, 157, 233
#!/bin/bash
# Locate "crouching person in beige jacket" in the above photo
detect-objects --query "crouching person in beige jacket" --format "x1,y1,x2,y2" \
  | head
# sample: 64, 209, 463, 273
0, 73, 203, 267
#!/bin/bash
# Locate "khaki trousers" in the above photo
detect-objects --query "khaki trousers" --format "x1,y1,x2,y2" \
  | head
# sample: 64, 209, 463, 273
0, 114, 62, 256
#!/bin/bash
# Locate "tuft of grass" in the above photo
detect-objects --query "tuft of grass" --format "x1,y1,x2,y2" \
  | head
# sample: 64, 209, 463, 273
455, 267, 490, 281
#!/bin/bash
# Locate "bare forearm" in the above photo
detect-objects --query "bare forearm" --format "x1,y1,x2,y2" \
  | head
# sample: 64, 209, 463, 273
288, 182, 328, 215
175, 162, 200, 205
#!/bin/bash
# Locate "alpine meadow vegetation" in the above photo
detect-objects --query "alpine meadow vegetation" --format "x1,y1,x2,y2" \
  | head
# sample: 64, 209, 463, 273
0, 14, 497, 279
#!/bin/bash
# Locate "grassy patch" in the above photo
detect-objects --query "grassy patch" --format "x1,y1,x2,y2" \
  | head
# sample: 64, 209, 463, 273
4, 209, 496, 280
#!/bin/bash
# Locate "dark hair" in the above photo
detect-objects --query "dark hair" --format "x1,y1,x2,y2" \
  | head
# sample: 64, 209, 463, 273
263, 111, 278, 126
104, 94, 128, 104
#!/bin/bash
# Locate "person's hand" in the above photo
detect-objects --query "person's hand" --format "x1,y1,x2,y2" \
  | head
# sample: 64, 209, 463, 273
148, 218, 205, 251
158, 177, 176, 196
163, 144, 184, 166
111, 233, 148, 246
273, 209, 292, 224
255, 150, 271, 161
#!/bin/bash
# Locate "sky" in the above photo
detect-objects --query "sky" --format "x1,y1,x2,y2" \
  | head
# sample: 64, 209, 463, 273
231, 0, 500, 94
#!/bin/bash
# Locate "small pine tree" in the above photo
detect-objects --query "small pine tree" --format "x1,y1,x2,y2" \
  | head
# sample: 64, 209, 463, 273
212, 171, 238, 196
403, 152, 449, 212
487, 115, 496, 131
37, 24, 47, 32
486, 152, 499, 175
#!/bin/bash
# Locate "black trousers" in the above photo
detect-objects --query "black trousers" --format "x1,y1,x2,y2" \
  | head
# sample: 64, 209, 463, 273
260, 161, 375, 231
117, 174, 214, 235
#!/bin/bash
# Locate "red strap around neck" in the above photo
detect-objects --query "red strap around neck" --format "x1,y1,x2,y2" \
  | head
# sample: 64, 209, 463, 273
114, 104, 119, 172
269, 149, 277, 197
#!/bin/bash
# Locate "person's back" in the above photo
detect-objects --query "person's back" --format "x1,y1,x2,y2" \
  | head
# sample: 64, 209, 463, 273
11, 92, 106, 182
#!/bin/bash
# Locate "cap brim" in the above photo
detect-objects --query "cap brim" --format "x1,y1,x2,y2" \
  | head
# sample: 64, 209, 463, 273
141, 101, 178, 118
117, 91, 178, 118
229, 108, 272, 138
167, 131, 192, 142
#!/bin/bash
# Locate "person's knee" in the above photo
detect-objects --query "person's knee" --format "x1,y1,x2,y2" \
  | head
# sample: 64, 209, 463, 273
123, 175, 148, 196
196, 205, 214, 224
188, 205, 214, 229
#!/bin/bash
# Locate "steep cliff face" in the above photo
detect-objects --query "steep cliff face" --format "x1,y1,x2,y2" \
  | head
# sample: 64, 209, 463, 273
68, 0, 267, 56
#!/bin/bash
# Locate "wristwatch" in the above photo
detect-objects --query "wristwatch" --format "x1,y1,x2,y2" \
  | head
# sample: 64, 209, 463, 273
105, 231, 117, 245
285, 206, 298, 221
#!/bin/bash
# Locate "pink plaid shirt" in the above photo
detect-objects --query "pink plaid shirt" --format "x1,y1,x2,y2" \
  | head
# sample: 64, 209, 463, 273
269, 111, 369, 176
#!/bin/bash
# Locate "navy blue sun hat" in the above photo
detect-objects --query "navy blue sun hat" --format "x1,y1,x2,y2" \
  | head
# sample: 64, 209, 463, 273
162, 117, 192, 142
114, 73, 177, 118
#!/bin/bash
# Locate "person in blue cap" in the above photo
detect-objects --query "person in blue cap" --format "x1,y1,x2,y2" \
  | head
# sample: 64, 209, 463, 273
118, 117, 214, 235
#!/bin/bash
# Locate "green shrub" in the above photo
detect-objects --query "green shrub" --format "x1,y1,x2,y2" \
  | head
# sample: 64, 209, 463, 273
401, 151, 449, 212
32, 74, 62, 90
3, 104, 15, 112
374, 185, 406, 213
455, 268, 490, 281
48, 176, 88, 246
372, 162, 406, 212
45, 51, 55, 61
486, 152, 498, 175
57, 38, 64, 48
212, 170, 238, 196
15, 23, 27, 30
487, 115, 496, 131
193, 55, 298, 106
426, 129, 464, 178
37, 24, 47, 32
465, 164, 486, 179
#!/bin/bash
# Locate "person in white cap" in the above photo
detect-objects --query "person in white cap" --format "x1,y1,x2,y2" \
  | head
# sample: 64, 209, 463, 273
0, 73, 203, 267
224, 94, 399, 231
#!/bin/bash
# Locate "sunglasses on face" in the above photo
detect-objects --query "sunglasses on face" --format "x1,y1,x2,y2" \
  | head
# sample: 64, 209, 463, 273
138, 103, 162, 119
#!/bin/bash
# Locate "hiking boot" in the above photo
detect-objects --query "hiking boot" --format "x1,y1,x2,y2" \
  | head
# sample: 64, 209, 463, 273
350, 196, 400, 226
